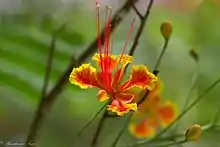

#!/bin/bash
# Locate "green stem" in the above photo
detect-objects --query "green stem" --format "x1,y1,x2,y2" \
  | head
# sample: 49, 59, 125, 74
174, 61, 199, 131
110, 114, 133, 147
138, 38, 169, 105
212, 107, 220, 125
153, 140, 187, 147
153, 38, 169, 72
71, 101, 109, 145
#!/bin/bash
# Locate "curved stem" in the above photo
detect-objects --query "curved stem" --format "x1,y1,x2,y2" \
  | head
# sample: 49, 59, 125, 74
71, 101, 109, 145
154, 140, 187, 147
174, 61, 199, 130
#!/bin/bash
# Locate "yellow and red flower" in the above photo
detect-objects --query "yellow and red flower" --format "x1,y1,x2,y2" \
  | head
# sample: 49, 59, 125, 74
129, 80, 177, 138
69, 1, 157, 116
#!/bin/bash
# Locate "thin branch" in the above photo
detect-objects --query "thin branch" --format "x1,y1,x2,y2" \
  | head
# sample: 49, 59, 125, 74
152, 39, 169, 74
126, 0, 154, 59
24, 24, 65, 146
212, 107, 220, 125
24, 0, 138, 146
168, 139, 184, 147
131, 5, 143, 20
90, 110, 108, 147
174, 50, 199, 131
71, 101, 109, 145
126, 77, 220, 147
41, 37, 56, 97
153, 140, 187, 147
110, 114, 133, 147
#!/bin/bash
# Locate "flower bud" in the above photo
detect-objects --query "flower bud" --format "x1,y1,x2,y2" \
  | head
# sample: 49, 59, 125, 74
189, 48, 199, 62
160, 22, 173, 40
185, 124, 202, 141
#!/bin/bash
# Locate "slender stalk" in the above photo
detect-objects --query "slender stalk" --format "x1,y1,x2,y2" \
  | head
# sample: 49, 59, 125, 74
153, 39, 169, 73
174, 59, 199, 131
153, 140, 187, 147
91, 110, 108, 146
71, 101, 109, 145
212, 107, 220, 125
138, 38, 169, 105
110, 114, 133, 147
24, 25, 65, 146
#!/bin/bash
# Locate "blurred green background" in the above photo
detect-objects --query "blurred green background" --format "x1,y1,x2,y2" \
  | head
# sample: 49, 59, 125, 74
1, 0, 220, 147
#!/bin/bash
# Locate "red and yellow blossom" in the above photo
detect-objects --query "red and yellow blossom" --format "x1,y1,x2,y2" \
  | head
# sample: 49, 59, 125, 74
129, 80, 177, 138
69, 1, 157, 116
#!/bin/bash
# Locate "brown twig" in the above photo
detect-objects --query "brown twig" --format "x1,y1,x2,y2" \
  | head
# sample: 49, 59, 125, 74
24, 24, 65, 146
90, 1, 155, 147
24, 0, 139, 146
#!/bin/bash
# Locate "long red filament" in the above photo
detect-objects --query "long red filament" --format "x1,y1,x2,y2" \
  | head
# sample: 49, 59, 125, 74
113, 16, 136, 87
96, 0, 103, 70
118, 16, 136, 65
104, 6, 112, 90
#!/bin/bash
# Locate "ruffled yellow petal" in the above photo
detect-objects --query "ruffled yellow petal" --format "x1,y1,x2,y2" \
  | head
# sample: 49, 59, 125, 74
131, 65, 158, 90
158, 101, 177, 127
118, 54, 133, 67
69, 63, 100, 89
120, 65, 158, 91
97, 90, 109, 102
107, 100, 137, 116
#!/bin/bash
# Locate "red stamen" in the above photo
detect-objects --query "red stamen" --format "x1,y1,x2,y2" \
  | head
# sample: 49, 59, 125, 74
113, 16, 136, 87
118, 16, 136, 65
104, 5, 112, 90
96, 0, 103, 70
103, 5, 109, 73
106, 6, 112, 71
111, 16, 118, 54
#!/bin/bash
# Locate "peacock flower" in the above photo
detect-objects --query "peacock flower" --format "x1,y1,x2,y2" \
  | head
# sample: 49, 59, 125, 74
69, 1, 157, 116
129, 80, 177, 138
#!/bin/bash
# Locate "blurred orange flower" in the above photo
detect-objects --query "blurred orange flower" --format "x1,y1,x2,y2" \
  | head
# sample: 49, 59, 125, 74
129, 80, 177, 138
69, 1, 157, 116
